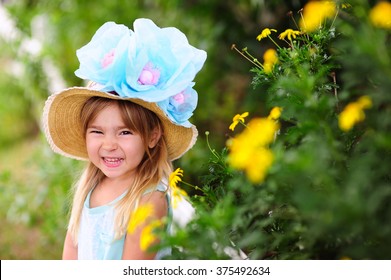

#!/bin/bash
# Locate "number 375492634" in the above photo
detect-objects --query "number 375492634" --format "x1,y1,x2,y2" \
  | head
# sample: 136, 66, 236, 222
216, 266, 270, 276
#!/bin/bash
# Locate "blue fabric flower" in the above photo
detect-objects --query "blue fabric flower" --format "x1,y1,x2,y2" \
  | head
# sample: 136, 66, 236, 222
158, 84, 198, 128
74, 18, 206, 127
75, 22, 132, 92
115, 18, 207, 102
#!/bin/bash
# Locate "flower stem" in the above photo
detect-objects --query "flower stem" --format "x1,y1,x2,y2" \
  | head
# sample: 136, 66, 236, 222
240, 120, 249, 129
268, 36, 282, 50
330, 9, 339, 29
289, 10, 300, 30
205, 131, 220, 160
330, 71, 339, 110
231, 44, 263, 69
181, 180, 197, 189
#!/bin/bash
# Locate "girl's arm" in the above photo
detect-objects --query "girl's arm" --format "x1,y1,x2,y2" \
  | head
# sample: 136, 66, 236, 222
62, 230, 78, 260
122, 191, 168, 260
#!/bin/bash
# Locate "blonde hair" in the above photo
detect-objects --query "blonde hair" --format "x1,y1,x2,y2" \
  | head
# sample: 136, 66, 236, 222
67, 97, 172, 243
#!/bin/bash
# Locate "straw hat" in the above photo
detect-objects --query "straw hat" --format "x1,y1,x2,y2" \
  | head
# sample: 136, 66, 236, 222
42, 86, 198, 161
42, 18, 206, 161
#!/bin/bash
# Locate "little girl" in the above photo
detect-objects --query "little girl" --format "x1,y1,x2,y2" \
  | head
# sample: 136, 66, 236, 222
42, 18, 206, 259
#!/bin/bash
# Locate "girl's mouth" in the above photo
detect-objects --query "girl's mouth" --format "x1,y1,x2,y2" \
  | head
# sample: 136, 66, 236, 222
102, 157, 124, 168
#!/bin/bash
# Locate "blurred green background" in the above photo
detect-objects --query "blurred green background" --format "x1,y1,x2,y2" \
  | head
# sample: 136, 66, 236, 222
0, 0, 305, 259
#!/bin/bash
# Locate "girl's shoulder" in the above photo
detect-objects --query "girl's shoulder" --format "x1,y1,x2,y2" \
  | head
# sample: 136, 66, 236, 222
142, 182, 168, 196
139, 183, 170, 218
140, 182, 171, 215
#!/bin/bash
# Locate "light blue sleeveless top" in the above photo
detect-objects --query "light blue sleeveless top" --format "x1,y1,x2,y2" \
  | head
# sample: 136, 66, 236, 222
78, 184, 171, 260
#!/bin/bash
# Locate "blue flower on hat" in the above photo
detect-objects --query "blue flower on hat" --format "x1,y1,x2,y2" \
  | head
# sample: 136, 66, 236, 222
116, 18, 207, 102
74, 18, 206, 127
158, 84, 198, 128
75, 22, 132, 92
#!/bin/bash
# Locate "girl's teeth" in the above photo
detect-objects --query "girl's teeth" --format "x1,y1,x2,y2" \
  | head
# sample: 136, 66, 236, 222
103, 158, 123, 166
105, 158, 120, 162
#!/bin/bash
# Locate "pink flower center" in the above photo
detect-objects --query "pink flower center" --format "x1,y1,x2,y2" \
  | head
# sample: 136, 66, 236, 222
172, 92, 185, 104
101, 49, 115, 68
138, 62, 160, 85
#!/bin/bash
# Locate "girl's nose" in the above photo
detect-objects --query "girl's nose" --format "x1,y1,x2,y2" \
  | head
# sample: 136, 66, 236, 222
102, 135, 118, 151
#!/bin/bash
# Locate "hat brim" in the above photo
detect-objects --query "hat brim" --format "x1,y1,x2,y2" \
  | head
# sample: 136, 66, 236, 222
42, 87, 197, 161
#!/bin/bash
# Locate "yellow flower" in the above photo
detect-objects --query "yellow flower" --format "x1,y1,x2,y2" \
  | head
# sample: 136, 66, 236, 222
268, 107, 283, 120
171, 184, 189, 209
229, 112, 249, 131
278, 29, 301, 41
169, 167, 183, 188
246, 117, 280, 146
338, 96, 372, 132
338, 103, 364, 132
256, 28, 277, 41
246, 147, 274, 183
227, 134, 254, 170
356, 95, 372, 110
169, 167, 189, 208
263, 64, 273, 74
172, 191, 187, 209
263, 49, 278, 74
227, 117, 279, 183
127, 203, 154, 234
369, 1, 391, 30
299, 1, 337, 32
228, 133, 275, 184
263, 49, 278, 64
140, 220, 162, 251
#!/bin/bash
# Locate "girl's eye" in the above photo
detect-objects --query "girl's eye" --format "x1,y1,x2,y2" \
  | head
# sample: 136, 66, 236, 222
88, 129, 103, 134
120, 130, 133, 135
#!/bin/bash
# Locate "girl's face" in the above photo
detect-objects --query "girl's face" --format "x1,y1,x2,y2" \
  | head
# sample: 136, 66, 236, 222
85, 103, 146, 183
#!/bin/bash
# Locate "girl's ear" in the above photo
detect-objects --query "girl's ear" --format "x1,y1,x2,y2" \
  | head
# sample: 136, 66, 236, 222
148, 127, 162, 148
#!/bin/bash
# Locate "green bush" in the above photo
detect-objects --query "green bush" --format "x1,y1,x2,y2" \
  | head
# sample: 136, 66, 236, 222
162, 0, 391, 260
